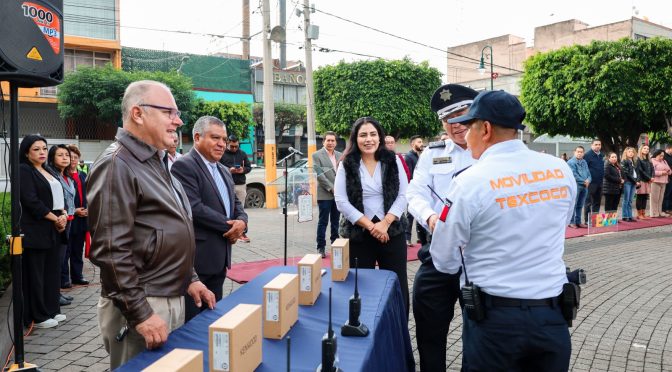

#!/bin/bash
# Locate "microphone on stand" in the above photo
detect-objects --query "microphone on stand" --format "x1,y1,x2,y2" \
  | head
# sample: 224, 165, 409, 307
288, 146, 304, 156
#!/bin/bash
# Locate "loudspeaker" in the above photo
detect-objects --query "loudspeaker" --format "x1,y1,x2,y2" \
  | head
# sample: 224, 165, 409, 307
0, 0, 64, 87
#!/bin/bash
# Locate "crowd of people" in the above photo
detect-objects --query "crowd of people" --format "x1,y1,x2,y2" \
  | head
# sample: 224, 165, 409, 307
567, 141, 672, 228
18, 136, 90, 329
16, 78, 672, 371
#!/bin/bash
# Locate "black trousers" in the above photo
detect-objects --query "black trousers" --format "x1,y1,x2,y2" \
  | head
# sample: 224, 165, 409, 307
63, 226, 86, 283
664, 182, 672, 211
23, 247, 61, 324
349, 230, 409, 317
636, 194, 649, 211
583, 182, 602, 221
184, 269, 226, 322
412, 261, 462, 372
604, 193, 621, 212
462, 302, 570, 372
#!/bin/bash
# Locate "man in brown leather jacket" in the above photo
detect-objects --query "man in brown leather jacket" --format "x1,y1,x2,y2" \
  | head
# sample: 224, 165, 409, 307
88, 80, 216, 369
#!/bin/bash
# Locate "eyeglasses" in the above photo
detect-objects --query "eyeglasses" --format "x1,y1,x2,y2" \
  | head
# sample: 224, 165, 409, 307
139, 104, 182, 120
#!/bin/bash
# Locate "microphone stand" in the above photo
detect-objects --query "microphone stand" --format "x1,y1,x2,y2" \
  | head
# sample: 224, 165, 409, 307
277, 149, 299, 266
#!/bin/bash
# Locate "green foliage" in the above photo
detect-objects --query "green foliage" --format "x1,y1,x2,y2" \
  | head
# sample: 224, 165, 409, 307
58, 66, 196, 126
253, 103, 306, 143
185, 99, 254, 139
0, 193, 13, 290
313, 58, 442, 138
521, 38, 672, 152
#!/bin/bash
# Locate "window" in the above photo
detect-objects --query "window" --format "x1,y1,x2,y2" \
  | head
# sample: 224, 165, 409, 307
41, 49, 112, 97
64, 49, 111, 72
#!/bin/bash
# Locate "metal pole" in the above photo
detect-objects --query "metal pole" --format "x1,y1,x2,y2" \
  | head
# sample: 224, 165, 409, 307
303, 0, 317, 165
279, 0, 286, 68
489, 47, 494, 91
242, 0, 250, 59
9, 83, 26, 368
262, 0, 278, 208
284, 157, 288, 265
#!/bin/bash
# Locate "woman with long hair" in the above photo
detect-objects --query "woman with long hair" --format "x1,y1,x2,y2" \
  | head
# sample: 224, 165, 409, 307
635, 145, 653, 219
334, 117, 410, 314
650, 149, 672, 217
64, 144, 89, 287
620, 147, 639, 221
47, 145, 76, 297
19, 135, 67, 329
602, 152, 623, 212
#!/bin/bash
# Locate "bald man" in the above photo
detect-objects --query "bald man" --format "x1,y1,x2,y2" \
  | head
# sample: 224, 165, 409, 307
88, 80, 215, 369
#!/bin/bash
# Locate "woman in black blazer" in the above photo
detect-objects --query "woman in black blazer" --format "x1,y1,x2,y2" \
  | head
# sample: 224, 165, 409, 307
602, 152, 624, 212
19, 134, 68, 329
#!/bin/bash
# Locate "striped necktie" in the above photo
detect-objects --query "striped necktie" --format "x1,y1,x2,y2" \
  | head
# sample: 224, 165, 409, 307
209, 163, 230, 217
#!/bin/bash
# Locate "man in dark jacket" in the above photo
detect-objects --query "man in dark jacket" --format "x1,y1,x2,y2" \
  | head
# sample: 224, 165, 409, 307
88, 80, 215, 369
663, 145, 672, 212
404, 135, 425, 245
172, 116, 249, 321
220, 134, 252, 242
583, 139, 605, 223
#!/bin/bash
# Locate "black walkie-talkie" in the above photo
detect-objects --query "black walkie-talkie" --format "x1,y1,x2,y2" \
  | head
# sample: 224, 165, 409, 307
286, 336, 291, 372
459, 246, 486, 322
342, 258, 369, 336
317, 288, 341, 372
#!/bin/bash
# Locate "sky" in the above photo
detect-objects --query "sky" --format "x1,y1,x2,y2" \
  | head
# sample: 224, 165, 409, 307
120, 0, 672, 81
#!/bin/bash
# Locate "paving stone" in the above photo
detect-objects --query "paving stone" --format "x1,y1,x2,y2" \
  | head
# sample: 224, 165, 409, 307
30, 209, 672, 371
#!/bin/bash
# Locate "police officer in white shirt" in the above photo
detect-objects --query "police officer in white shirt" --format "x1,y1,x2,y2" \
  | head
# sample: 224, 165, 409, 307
430, 90, 577, 371
407, 84, 478, 372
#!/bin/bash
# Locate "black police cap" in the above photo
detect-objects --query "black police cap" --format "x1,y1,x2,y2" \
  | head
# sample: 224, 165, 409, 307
430, 84, 479, 120
447, 90, 526, 130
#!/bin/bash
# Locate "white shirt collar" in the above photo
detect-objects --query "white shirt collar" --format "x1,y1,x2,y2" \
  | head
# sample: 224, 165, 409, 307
194, 148, 217, 168
478, 139, 526, 162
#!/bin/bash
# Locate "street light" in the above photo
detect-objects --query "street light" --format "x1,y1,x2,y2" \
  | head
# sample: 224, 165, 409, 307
478, 45, 493, 90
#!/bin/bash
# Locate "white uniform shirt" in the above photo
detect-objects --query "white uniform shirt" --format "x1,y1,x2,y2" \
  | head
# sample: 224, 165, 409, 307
430, 140, 577, 299
335, 156, 408, 223
407, 139, 476, 229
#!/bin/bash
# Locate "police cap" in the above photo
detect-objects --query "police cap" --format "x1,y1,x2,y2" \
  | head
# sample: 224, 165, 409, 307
430, 84, 479, 120
447, 90, 526, 130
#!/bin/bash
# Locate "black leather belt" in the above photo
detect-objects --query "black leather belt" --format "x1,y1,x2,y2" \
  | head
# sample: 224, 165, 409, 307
483, 292, 557, 307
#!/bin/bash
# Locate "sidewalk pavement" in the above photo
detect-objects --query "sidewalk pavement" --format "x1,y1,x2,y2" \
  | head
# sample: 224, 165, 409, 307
10, 206, 672, 371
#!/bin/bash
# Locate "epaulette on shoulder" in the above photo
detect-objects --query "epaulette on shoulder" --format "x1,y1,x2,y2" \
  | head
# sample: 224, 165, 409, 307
428, 140, 446, 149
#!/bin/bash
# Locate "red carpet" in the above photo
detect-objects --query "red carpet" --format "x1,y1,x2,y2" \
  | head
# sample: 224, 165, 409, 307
228, 245, 423, 284
564, 216, 672, 239
227, 217, 671, 284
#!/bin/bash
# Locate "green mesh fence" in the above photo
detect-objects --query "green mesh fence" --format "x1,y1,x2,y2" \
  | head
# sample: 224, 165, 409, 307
122, 47, 252, 92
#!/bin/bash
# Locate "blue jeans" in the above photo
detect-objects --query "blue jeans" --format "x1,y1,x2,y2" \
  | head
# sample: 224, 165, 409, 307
316, 199, 340, 249
572, 186, 587, 224
622, 182, 636, 218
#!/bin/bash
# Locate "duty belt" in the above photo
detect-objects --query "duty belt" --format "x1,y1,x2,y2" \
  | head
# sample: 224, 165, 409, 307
482, 292, 558, 308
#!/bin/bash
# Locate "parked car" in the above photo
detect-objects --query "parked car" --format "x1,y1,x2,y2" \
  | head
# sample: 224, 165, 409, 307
245, 159, 310, 208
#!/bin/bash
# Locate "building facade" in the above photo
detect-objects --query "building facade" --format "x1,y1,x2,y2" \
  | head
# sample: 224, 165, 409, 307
1, 0, 122, 143
447, 17, 672, 93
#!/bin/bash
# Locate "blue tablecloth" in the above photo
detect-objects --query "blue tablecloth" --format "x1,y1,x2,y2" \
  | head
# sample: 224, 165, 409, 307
118, 266, 414, 371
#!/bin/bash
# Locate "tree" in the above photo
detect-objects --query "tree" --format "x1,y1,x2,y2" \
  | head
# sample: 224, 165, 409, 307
185, 99, 253, 140
313, 58, 442, 139
521, 38, 672, 153
58, 66, 195, 125
252, 103, 306, 144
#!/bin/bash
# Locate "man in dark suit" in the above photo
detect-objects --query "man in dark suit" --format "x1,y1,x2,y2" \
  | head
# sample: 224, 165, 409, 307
171, 116, 248, 321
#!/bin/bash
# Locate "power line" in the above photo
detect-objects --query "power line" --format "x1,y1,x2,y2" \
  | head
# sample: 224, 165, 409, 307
313, 7, 524, 73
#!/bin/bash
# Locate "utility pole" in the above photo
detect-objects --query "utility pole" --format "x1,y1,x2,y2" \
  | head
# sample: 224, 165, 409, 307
279, 0, 286, 68
262, 0, 278, 208
303, 0, 317, 166
242, 0, 250, 59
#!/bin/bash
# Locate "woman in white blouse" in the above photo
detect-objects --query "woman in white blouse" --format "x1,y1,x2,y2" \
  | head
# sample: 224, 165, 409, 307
335, 117, 410, 314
